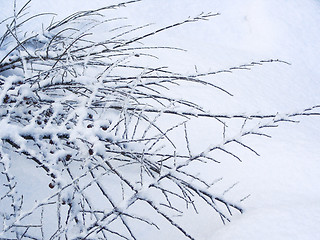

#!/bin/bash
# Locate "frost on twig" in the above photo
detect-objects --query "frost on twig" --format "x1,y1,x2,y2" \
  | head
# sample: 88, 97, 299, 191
0, 1, 319, 239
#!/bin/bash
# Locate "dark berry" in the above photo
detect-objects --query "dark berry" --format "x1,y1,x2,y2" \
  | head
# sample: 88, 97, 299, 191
65, 154, 72, 161
88, 149, 94, 155
3, 95, 9, 103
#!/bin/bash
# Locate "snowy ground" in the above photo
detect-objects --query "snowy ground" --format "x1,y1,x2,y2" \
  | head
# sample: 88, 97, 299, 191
1, 0, 320, 239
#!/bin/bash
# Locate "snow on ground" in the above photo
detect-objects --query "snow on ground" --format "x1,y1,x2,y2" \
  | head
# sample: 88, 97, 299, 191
1, 0, 320, 239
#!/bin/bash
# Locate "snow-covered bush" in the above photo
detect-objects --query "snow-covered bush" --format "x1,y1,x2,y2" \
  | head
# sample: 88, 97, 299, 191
0, 1, 319, 239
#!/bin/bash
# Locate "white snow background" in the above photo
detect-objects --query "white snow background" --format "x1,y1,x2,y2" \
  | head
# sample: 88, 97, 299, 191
1, 0, 320, 239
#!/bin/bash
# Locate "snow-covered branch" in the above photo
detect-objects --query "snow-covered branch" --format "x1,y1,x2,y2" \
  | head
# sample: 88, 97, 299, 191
0, 1, 319, 239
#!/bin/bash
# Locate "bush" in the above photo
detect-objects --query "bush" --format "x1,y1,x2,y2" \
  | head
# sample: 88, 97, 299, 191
0, 1, 319, 239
